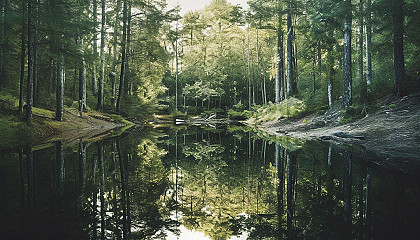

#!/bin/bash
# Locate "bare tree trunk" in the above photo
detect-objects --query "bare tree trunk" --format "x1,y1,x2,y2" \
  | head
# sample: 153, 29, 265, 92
359, 0, 366, 106
365, 0, 372, 99
175, 22, 179, 111
56, 55, 64, 121
26, 0, 34, 122
275, 0, 284, 103
328, 53, 335, 109
98, 0, 105, 111
342, 0, 352, 110
111, 0, 121, 110
247, 26, 251, 109
92, 0, 98, 96
124, 3, 131, 96
19, 0, 25, 113
79, 43, 87, 116
116, 0, 127, 113
286, 10, 294, 98
393, 0, 404, 97
256, 20, 260, 104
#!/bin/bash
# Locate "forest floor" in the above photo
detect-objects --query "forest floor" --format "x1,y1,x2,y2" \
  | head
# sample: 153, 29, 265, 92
31, 108, 132, 146
260, 93, 420, 168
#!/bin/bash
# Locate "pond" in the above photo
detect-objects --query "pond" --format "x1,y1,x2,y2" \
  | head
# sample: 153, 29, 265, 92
0, 124, 419, 240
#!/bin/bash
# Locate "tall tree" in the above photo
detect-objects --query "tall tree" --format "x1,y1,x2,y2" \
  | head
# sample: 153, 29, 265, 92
365, 0, 372, 98
19, 0, 26, 113
79, 40, 87, 116
92, 0, 98, 96
98, 0, 105, 111
275, 0, 284, 104
116, 0, 127, 113
359, 0, 366, 105
56, 54, 64, 121
392, 0, 405, 96
26, 0, 35, 122
342, 0, 352, 110
286, 3, 294, 97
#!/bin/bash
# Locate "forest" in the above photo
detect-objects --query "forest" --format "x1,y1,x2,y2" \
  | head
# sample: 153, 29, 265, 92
1, 0, 420, 239
0, 0, 419, 126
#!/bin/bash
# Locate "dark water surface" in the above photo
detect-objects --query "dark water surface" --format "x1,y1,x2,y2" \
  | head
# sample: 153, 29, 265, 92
1, 125, 419, 240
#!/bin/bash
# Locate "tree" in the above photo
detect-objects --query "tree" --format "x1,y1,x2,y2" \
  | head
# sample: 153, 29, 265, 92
98, 0, 105, 111
92, 0, 98, 96
79, 40, 87, 116
392, 0, 405, 96
26, 0, 35, 122
342, 0, 352, 110
116, 0, 127, 113
286, 2, 294, 97
365, 0, 372, 98
275, 0, 284, 103
56, 54, 64, 121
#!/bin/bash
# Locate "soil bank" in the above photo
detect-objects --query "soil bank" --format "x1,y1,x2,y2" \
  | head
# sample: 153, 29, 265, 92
259, 93, 420, 172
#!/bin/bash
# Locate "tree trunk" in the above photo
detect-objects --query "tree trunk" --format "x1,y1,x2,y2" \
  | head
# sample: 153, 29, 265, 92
98, 0, 105, 111
342, 149, 352, 229
342, 0, 352, 110
0, 0, 7, 90
79, 48, 87, 116
256, 21, 260, 104
111, 0, 121, 110
312, 48, 316, 97
286, 11, 294, 98
328, 52, 335, 109
359, 0, 366, 105
393, 0, 404, 97
92, 0, 98, 96
275, 0, 284, 103
26, 0, 34, 122
175, 23, 179, 111
19, 0, 25, 113
116, 0, 127, 113
56, 54, 64, 121
247, 26, 251, 109
124, 3, 131, 96
365, 0, 372, 98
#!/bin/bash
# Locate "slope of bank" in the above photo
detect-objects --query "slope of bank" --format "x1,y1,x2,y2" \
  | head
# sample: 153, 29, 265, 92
0, 107, 133, 150
259, 93, 420, 168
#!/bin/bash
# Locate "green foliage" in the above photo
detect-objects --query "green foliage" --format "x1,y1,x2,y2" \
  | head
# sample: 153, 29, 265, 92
0, 115, 31, 150
227, 109, 252, 120
246, 97, 306, 124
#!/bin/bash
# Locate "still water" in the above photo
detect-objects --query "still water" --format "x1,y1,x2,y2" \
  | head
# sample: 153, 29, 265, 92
0, 125, 419, 240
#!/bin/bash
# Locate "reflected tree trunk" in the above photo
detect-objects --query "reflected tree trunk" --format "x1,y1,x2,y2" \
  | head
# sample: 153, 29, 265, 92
276, 144, 284, 239
79, 140, 86, 190
365, 167, 372, 239
56, 141, 64, 195
98, 141, 105, 239
117, 139, 127, 238
342, 149, 352, 233
286, 152, 295, 236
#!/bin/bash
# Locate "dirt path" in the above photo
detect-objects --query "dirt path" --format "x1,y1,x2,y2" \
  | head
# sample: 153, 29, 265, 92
261, 93, 420, 164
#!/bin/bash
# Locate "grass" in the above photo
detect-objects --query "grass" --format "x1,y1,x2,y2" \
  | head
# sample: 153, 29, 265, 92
0, 114, 32, 150
246, 97, 306, 125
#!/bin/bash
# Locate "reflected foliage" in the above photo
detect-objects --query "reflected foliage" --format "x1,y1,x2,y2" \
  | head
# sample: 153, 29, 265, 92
0, 125, 420, 239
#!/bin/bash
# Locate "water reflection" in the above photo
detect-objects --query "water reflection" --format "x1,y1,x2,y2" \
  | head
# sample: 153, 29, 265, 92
0, 125, 419, 239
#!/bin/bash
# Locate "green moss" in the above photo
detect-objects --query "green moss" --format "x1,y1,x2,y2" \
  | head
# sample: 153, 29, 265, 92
106, 114, 135, 125
33, 107, 55, 119
0, 115, 32, 150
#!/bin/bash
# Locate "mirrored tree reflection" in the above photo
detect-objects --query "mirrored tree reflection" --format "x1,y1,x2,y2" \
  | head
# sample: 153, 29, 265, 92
0, 126, 419, 239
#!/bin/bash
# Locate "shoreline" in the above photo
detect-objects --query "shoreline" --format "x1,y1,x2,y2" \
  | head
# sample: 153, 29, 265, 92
258, 93, 420, 170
